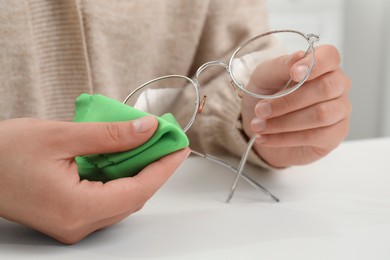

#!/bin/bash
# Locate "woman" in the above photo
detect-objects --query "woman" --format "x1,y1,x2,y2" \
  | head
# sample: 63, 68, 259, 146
0, 0, 351, 243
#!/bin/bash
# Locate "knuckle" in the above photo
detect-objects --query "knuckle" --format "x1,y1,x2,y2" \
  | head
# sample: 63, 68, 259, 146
104, 122, 123, 144
317, 70, 351, 101
311, 103, 331, 124
320, 120, 350, 151
279, 95, 291, 111
317, 75, 339, 99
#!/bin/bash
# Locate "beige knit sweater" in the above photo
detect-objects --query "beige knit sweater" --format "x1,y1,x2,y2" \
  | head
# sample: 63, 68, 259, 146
0, 0, 275, 169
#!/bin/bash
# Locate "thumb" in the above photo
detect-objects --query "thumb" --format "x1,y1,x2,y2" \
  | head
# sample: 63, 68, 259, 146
291, 45, 341, 82
61, 116, 158, 157
247, 51, 305, 95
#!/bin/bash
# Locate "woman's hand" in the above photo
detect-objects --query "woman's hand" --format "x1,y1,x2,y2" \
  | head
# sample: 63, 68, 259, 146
0, 117, 190, 244
241, 45, 352, 168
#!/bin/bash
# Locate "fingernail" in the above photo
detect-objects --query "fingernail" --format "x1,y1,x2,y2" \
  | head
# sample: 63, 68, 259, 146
294, 64, 310, 82
255, 134, 267, 144
251, 117, 266, 132
133, 116, 156, 133
255, 102, 272, 118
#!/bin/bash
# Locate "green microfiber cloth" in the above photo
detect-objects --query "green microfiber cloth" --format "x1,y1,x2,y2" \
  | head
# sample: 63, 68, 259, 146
73, 93, 189, 182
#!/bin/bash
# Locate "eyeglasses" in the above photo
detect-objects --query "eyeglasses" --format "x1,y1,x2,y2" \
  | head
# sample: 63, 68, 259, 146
123, 30, 319, 203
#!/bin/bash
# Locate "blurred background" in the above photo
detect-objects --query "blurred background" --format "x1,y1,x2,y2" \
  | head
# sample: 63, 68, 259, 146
267, 0, 390, 140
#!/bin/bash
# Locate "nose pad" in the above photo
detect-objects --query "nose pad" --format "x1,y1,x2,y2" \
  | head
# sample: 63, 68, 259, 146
197, 95, 207, 114
231, 80, 244, 98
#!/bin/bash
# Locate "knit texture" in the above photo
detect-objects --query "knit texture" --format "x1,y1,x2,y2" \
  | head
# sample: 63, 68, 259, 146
0, 0, 275, 170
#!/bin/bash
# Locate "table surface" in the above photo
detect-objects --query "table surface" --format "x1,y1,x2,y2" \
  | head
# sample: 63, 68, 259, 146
1, 137, 390, 259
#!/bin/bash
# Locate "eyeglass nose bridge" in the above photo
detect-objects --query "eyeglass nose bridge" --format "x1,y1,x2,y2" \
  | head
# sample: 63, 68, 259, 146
193, 61, 229, 115
195, 60, 245, 100
195, 60, 229, 80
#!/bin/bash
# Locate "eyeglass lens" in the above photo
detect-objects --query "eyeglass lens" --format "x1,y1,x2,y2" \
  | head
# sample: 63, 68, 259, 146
230, 31, 314, 98
124, 76, 198, 131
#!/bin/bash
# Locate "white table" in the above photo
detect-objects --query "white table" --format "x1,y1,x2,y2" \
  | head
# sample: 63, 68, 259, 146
1, 138, 390, 259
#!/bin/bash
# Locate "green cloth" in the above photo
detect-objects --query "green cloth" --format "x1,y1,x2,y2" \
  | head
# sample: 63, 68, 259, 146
73, 93, 189, 182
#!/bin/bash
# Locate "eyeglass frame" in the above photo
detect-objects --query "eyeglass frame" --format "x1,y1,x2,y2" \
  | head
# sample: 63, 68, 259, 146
123, 29, 320, 203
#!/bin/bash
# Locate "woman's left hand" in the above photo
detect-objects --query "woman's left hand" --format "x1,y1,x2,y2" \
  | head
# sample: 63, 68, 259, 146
241, 45, 352, 168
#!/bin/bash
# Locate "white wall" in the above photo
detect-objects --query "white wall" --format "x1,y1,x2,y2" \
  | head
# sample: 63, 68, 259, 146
343, 0, 389, 139
381, 0, 390, 136
267, 0, 390, 140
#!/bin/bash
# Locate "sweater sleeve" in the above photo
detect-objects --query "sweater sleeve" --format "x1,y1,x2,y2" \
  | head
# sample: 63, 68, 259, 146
176, 0, 280, 170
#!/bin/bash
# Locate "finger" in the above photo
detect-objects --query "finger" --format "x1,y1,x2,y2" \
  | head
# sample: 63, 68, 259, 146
252, 96, 351, 134
131, 148, 191, 202
57, 116, 158, 157
291, 45, 341, 82
255, 118, 350, 149
254, 69, 351, 119
81, 148, 190, 218
247, 51, 305, 95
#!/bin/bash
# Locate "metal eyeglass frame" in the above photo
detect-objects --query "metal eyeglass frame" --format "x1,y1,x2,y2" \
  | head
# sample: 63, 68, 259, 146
123, 29, 319, 203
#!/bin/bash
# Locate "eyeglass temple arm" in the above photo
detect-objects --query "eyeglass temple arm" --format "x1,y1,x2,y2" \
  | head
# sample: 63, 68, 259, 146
225, 135, 279, 203
223, 35, 319, 201
190, 149, 279, 203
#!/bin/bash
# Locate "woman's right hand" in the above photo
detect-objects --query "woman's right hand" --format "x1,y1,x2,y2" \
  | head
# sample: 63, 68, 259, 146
0, 117, 190, 244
